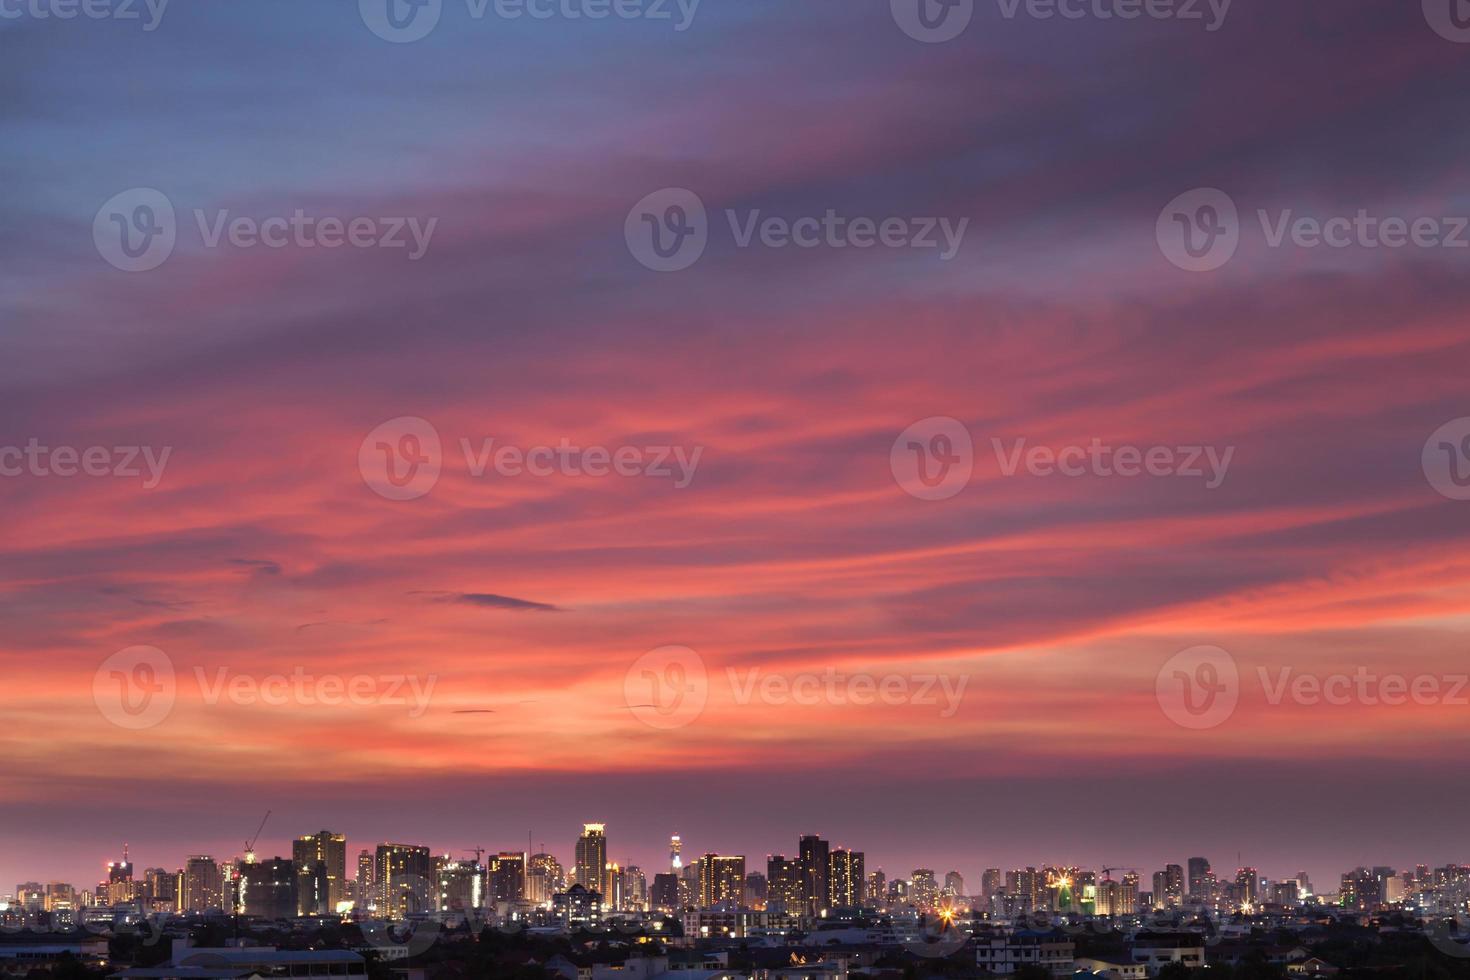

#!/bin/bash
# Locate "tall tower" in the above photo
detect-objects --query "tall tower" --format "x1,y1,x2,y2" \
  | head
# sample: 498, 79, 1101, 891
798, 835, 830, 915
670, 834, 683, 872
575, 824, 608, 894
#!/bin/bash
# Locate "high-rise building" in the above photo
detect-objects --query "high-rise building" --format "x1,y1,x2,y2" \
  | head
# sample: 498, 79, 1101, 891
798, 835, 830, 915
356, 850, 374, 908
183, 857, 223, 913
489, 852, 526, 905
622, 866, 648, 912
869, 869, 889, 907
44, 883, 75, 913
669, 835, 683, 872
744, 872, 768, 909
651, 873, 680, 912
944, 871, 965, 897
528, 853, 564, 905
574, 824, 608, 893
241, 857, 298, 919
142, 867, 179, 913
293, 831, 347, 913
981, 869, 1002, 910
911, 869, 939, 912
699, 854, 745, 908
1235, 867, 1259, 906
767, 855, 803, 914
105, 847, 136, 905
15, 883, 44, 912
830, 849, 865, 908
375, 844, 434, 919
437, 858, 484, 912
1187, 857, 1212, 901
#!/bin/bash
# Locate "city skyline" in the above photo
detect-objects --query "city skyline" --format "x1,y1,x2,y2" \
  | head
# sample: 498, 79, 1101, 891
6, 0, 1470, 929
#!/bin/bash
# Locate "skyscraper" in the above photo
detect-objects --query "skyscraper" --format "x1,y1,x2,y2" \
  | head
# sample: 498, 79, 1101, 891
698, 854, 745, 908
293, 830, 347, 913
375, 844, 433, 918
183, 856, 223, 913
241, 857, 297, 919
798, 835, 830, 915
528, 852, 564, 905
489, 852, 526, 905
356, 849, 374, 908
943, 870, 965, 898
767, 855, 803, 914
574, 824, 607, 894
830, 849, 865, 908
669, 834, 683, 872
1187, 857, 1212, 901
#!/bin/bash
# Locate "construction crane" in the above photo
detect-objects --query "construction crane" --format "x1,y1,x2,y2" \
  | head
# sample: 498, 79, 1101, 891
464, 847, 485, 863
243, 810, 271, 864
1100, 866, 1139, 881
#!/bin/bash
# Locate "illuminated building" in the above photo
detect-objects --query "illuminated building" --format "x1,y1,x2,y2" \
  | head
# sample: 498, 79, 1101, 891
829, 850, 865, 908
552, 883, 602, 925
44, 883, 75, 913
1187, 857, 1213, 902
1234, 867, 1259, 907
528, 852, 564, 905
489, 852, 526, 905
240, 857, 297, 919
142, 867, 179, 913
910, 869, 938, 912
651, 872, 679, 912
670, 835, 683, 872
981, 869, 1002, 912
15, 884, 44, 912
293, 831, 346, 914
574, 824, 607, 893
699, 854, 745, 908
183, 857, 222, 913
798, 836, 830, 915
766, 856, 803, 914
974, 933, 1076, 978
438, 858, 484, 912
105, 847, 136, 905
744, 872, 767, 909
622, 865, 647, 912
944, 871, 965, 898
868, 870, 887, 907
374, 844, 433, 919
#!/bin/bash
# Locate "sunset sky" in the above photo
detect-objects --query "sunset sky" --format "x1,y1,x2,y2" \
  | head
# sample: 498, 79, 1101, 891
4, 0, 1470, 895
